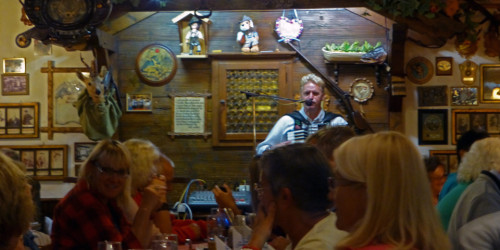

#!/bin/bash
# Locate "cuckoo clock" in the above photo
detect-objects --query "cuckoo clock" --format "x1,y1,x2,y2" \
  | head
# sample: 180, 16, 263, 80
172, 11, 211, 58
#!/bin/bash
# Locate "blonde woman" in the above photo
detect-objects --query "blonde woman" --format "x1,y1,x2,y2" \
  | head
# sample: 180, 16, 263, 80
0, 152, 35, 250
333, 131, 450, 250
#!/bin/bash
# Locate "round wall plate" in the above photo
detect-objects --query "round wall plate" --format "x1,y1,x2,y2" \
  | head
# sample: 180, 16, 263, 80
135, 44, 178, 87
349, 78, 374, 103
406, 56, 433, 84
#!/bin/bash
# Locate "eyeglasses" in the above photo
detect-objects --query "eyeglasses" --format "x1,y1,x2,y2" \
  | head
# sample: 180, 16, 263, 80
253, 182, 268, 198
94, 162, 129, 178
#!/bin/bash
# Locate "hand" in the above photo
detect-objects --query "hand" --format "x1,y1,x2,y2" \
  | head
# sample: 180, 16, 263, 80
269, 236, 290, 250
246, 201, 276, 249
141, 175, 167, 211
212, 184, 240, 214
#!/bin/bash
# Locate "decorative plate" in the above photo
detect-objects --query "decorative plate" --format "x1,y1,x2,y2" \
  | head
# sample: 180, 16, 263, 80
135, 44, 178, 87
349, 78, 374, 103
406, 57, 433, 84
275, 16, 303, 43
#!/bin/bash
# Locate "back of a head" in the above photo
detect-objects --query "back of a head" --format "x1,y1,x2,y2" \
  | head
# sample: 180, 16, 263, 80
456, 129, 490, 163
457, 137, 500, 182
0, 152, 35, 249
124, 138, 161, 191
260, 143, 332, 212
334, 131, 449, 249
306, 126, 355, 161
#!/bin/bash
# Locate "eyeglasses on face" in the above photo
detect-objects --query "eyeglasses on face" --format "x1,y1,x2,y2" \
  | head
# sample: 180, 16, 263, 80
94, 161, 129, 178
253, 182, 268, 198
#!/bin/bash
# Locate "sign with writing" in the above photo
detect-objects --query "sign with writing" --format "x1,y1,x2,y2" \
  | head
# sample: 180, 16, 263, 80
174, 97, 205, 133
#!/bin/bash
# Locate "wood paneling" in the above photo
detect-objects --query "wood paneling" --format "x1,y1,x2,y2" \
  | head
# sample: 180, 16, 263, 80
115, 10, 389, 202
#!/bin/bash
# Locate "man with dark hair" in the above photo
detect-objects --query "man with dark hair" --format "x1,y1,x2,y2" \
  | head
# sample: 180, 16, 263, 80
439, 129, 490, 200
243, 144, 348, 249
305, 126, 355, 169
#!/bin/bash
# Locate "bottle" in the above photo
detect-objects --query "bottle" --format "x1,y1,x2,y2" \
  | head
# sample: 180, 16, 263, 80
229, 215, 252, 250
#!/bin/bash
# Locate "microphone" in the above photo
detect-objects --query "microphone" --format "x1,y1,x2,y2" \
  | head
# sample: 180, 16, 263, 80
304, 99, 313, 106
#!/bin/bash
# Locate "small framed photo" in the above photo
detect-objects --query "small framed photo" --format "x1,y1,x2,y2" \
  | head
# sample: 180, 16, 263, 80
480, 64, 500, 103
0, 102, 39, 138
429, 150, 459, 174
451, 87, 478, 106
74, 142, 98, 162
417, 86, 448, 106
436, 57, 453, 76
3, 58, 26, 73
418, 109, 448, 145
126, 93, 153, 112
452, 109, 500, 144
2, 73, 29, 95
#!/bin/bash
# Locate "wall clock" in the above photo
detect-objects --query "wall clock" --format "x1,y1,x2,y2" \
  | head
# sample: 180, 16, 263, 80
135, 44, 178, 87
406, 57, 433, 84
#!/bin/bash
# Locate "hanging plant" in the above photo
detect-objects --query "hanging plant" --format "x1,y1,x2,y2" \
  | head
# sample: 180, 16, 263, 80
365, 0, 446, 19
454, 6, 481, 58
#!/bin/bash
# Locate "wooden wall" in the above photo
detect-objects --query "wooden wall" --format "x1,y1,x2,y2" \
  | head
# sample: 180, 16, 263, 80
115, 9, 389, 201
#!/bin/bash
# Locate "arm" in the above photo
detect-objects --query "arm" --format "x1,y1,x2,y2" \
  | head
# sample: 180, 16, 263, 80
256, 116, 294, 155
213, 184, 241, 215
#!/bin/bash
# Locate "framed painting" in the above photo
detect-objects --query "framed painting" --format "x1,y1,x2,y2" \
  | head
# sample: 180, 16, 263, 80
1, 73, 29, 95
429, 150, 459, 174
480, 64, 500, 103
406, 57, 433, 84
452, 109, 500, 144
126, 93, 153, 112
417, 85, 447, 106
135, 44, 178, 87
3, 57, 25, 73
451, 87, 478, 106
0, 102, 39, 138
74, 142, 97, 162
1, 145, 68, 181
418, 109, 448, 145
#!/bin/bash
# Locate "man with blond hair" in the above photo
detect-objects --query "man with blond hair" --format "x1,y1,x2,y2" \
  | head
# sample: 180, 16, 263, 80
256, 73, 347, 155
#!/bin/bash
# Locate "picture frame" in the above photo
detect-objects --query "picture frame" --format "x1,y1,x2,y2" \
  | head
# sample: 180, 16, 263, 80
74, 142, 98, 162
451, 87, 478, 106
436, 57, 453, 75
126, 93, 153, 112
429, 150, 459, 174
417, 85, 448, 106
1, 73, 29, 95
3, 57, 26, 73
406, 56, 433, 84
135, 44, 178, 87
0, 145, 68, 181
0, 102, 39, 138
452, 109, 500, 144
167, 92, 212, 139
418, 109, 448, 145
480, 64, 500, 103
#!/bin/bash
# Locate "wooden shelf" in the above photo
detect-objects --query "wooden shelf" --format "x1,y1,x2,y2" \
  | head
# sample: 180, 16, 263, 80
208, 51, 296, 59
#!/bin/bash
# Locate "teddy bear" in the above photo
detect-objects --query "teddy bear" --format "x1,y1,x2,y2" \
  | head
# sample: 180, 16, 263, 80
236, 15, 259, 53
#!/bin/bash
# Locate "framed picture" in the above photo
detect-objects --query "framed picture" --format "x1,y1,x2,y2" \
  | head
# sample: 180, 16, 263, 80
436, 57, 453, 75
417, 85, 448, 106
1, 73, 29, 95
0, 145, 68, 181
74, 142, 97, 162
126, 93, 153, 112
167, 92, 212, 139
3, 58, 25, 73
0, 102, 39, 138
135, 44, 178, 87
451, 87, 478, 106
429, 150, 459, 174
406, 56, 433, 84
418, 109, 448, 145
452, 109, 500, 144
480, 64, 500, 103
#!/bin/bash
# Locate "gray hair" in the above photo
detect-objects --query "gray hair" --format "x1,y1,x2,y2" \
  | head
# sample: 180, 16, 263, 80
300, 73, 325, 92
457, 137, 500, 183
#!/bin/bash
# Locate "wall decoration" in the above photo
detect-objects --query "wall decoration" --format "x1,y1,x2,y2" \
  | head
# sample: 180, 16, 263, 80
3, 58, 26, 73
418, 109, 448, 145
135, 44, 178, 86
168, 92, 211, 139
417, 85, 447, 106
74, 142, 97, 162
406, 57, 433, 84
480, 64, 500, 103
451, 109, 500, 144
451, 87, 478, 106
1, 73, 29, 95
459, 60, 477, 85
429, 150, 459, 174
0, 102, 39, 139
126, 93, 153, 112
436, 57, 453, 75
172, 11, 211, 58
0, 145, 68, 181
41, 61, 88, 139
349, 78, 374, 103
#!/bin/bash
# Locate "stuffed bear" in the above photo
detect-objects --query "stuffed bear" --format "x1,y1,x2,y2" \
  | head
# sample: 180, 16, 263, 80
236, 15, 259, 53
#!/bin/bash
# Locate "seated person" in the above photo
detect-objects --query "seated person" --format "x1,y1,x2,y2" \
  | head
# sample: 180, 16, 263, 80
124, 138, 207, 244
333, 131, 449, 249
51, 139, 166, 249
244, 144, 348, 249
0, 151, 36, 250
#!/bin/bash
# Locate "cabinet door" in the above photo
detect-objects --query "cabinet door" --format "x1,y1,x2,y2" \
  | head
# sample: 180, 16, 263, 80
212, 56, 294, 147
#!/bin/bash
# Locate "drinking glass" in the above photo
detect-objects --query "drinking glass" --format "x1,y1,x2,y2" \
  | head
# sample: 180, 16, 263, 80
151, 234, 178, 250
97, 241, 122, 250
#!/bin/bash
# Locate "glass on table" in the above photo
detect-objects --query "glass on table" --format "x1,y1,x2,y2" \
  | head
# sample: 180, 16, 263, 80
151, 233, 178, 250
97, 241, 122, 250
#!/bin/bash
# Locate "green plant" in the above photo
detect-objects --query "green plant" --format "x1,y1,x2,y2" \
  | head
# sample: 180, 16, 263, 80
324, 41, 381, 53
365, 0, 445, 19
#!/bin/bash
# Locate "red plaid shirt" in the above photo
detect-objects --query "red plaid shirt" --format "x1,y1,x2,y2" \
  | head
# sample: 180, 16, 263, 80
51, 181, 142, 249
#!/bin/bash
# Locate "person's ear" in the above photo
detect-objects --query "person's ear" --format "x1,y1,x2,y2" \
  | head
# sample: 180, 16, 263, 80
278, 187, 293, 207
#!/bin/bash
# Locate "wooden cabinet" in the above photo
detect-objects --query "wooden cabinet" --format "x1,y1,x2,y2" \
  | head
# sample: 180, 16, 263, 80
210, 52, 296, 147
